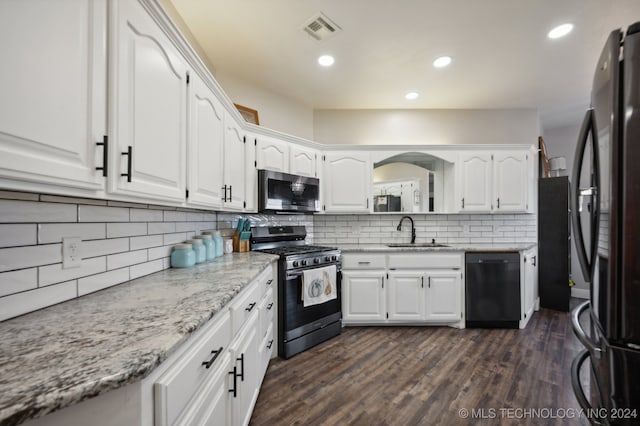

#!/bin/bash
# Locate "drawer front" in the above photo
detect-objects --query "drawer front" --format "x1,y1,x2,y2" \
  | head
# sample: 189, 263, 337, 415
259, 287, 274, 339
155, 310, 231, 426
342, 253, 386, 269
257, 264, 275, 299
230, 279, 263, 336
388, 252, 463, 269
258, 323, 274, 378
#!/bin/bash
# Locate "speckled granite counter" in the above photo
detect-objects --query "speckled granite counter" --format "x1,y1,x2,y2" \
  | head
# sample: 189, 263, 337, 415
338, 243, 537, 252
0, 252, 278, 426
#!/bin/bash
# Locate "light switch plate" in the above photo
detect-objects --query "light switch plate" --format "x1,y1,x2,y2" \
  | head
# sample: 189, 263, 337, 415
62, 237, 82, 269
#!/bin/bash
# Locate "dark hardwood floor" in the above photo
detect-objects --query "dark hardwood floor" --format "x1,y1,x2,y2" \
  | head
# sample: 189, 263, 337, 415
251, 302, 591, 425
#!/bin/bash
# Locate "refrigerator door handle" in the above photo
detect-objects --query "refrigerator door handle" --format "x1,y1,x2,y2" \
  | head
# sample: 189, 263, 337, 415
571, 350, 607, 426
571, 109, 597, 282
571, 300, 603, 358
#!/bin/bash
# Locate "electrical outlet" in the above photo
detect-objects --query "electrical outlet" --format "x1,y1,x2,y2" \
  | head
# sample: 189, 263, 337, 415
62, 237, 82, 269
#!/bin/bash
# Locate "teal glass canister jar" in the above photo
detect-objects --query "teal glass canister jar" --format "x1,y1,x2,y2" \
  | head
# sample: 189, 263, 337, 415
212, 231, 224, 257
186, 239, 206, 264
194, 235, 215, 261
170, 244, 196, 268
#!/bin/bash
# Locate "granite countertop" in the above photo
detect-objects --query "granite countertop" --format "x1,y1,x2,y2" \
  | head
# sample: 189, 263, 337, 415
0, 252, 278, 426
338, 243, 537, 252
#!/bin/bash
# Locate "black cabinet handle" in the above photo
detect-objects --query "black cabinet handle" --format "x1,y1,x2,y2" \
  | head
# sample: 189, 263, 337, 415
461, 198, 465, 209
266, 279, 273, 286
532, 256, 537, 266
237, 353, 245, 381
221, 185, 227, 202
497, 198, 500, 209
245, 302, 256, 312
229, 185, 232, 202
267, 340, 273, 349
421, 276, 424, 288
428, 276, 431, 288
95, 135, 108, 177
201, 346, 223, 369
267, 303, 273, 310
121, 146, 132, 182
228, 366, 238, 398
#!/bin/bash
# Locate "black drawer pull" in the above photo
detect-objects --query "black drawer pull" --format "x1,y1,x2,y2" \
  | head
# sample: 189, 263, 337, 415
201, 346, 223, 369
95, 135, 108, 177
228, 366, 238, 398
245, 302, 256, 312
221, 185, 227, 202
237, 353, 245, 381
121, 146, 132, 182
229, 185, 232, 202
267, 340, 273, 349
267, 303, 274, 310
266, 279, 273, 286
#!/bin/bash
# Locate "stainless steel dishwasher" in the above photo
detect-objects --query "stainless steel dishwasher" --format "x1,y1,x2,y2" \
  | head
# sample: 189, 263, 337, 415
465, 252, 520, 328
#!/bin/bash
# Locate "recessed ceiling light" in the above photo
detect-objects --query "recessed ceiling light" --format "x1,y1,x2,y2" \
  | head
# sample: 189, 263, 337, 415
405, 92, 419, 100
318, 55, 335, 67
548, 23, 573, 39
433, 56, 452, 68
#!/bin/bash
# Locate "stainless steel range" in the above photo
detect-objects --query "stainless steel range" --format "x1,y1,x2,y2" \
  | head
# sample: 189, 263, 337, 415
251, 226, 342, 359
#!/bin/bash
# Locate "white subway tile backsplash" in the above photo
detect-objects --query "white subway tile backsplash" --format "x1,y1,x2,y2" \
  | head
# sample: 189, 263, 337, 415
148, 245, 173, 261
0, 244, 61, 273
39, 257, 106, 287
0, 224, 37, 248
83, 238, 129, 259
130, 259, 164, 280
78, 268, 130, 296
40, 195, 107, 206
163, 232, 187, 245
107, 249, 147, 270
0, 280, 77, 321
0, 268, 38, 297
106, 222, 147, 238
164, 210, 187, 222
176, 222, 201, 232
0, 200, 76, 223
130, 235, 163, 251
38, 223, 106, 244
130, 208, 163, 222
79, 205, 129, 223
148, 222, 176, 235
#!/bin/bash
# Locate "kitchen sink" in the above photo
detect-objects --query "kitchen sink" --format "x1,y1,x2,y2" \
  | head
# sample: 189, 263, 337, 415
386, 243, 449, 248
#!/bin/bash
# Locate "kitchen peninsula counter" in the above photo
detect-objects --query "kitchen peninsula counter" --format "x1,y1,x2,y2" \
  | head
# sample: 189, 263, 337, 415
0, 252, 278, 426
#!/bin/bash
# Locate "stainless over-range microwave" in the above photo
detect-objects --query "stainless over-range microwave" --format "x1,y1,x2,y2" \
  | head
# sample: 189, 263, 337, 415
258, 169, 320, 213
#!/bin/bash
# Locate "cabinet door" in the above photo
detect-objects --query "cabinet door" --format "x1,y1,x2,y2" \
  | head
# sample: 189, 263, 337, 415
0, 0, 106, 193
342, 270, 386, 322
323, 152, 371, 213
458, 152, 492, 212
256, 136, 289, 173
223, 113, 246, 211
289, 145, 318, 177
425, 271, 461, 321
522, 248, 537, 320
186, 72, 224, 209
493, 151, 528, 212
110, 0, 187, 203
387, 272, 425, 321
229, 312, 259, 426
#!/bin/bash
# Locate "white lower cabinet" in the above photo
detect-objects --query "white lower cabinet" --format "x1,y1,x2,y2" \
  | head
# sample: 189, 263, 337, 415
229, 311, 260, 426
342, 252, 463, 326
521, 247, 538, 327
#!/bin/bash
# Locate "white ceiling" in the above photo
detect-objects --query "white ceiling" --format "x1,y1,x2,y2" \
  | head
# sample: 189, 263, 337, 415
168, 0, 640, 129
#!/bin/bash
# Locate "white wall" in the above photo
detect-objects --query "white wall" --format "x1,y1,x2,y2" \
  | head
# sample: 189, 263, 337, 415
215, 71, 315, 140
543, 121, 587, 291
313, 108, 540, 145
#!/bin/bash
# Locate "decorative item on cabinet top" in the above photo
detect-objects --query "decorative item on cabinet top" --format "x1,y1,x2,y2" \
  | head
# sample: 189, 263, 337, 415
234, 103, 260, 125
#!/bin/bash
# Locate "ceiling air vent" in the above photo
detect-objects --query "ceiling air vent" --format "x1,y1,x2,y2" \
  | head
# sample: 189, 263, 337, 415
302, 12, 341, 41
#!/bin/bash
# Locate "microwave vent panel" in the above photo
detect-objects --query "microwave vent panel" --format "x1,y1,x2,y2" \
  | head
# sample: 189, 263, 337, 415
302, 12, 341, 41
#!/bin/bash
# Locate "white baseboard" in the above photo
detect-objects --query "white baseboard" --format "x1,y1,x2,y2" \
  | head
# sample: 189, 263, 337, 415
571, 287, 590, 299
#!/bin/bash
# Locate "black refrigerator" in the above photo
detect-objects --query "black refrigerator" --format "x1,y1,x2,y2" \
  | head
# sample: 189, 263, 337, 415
570, 22, 640, 424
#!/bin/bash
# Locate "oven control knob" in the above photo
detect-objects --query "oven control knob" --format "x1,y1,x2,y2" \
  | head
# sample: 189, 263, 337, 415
314, 258, 320, 264
301, 260, 307, 266
325, 256, 331, 262
331, 255, 337, 261
293, 261, 299, 267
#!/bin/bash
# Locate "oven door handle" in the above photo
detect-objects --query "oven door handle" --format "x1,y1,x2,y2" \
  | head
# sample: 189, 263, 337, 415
286, 267, 342, 280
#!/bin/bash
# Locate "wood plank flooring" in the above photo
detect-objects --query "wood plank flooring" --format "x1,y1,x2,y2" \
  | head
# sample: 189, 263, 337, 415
250, 302, 590, 426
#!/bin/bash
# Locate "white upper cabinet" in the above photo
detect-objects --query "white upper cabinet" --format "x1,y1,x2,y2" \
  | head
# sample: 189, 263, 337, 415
493, 151, 529, 212
458, 152, 493, 212
323, 151, 371, 213
0, 0, 107, 194
457, 149, 531, 213
109, 0, 187, 203
223, 112, 246, 211
256, 137, 289, 173
289, 145, 318, 178
186, 71, 224, 209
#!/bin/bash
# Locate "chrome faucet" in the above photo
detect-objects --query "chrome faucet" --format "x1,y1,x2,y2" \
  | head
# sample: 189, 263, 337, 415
397, 216, 416, 244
